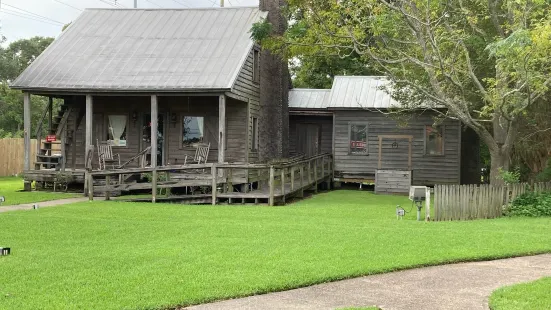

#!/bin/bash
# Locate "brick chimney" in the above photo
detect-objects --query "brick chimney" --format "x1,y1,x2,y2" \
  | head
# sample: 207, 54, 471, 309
258, 0, 290, 161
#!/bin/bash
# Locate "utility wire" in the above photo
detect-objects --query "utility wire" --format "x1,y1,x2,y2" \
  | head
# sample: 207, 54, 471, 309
1, 8, 64, 24
53, 0, 83, 12
0, 10, 64, 26
145, 0, 163, 8
171, 0, 189, 7
99, 0, 126, 8
2, 2, 65, 24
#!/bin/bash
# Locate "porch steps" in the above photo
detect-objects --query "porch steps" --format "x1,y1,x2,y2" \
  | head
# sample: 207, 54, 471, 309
35, 101, 71, 170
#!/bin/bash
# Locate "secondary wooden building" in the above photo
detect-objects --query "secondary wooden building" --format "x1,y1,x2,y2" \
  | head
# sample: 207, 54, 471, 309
11, 7, 290, 190
289, 76, 480, 191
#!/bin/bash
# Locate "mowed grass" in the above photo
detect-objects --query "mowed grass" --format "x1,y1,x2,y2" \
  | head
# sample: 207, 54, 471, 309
0, 190, 550, 309
490, 277, 551, 310
0, 177, 80, 206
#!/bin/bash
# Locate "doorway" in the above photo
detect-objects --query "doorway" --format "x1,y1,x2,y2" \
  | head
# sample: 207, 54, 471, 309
142, 113, 165, 166
297, 124, 321, 157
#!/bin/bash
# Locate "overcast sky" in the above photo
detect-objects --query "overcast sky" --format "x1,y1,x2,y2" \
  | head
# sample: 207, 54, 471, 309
0, 0, 259, 43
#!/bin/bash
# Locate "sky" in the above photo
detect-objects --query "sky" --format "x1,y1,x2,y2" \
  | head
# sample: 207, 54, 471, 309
0, 0, 259, 43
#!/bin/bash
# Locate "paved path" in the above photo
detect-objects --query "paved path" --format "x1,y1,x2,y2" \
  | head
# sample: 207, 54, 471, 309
189, 254, 551, 310
0, 197, 90, 212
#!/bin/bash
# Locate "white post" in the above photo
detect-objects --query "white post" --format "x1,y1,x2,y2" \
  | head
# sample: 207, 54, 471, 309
151, 95, 158, 168
425, 187, 431, 222
218, 94, 226, 163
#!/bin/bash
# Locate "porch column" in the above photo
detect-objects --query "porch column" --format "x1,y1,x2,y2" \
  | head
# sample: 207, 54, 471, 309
218, 94, 226, 163
85, 95, 93, 166
48, 97, 53, 133
23, 92, 31, 191
151, 95, 158, 168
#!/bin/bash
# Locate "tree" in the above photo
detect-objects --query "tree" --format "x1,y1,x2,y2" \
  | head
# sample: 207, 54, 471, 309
0, 36, 54, 81
0, 36, 55, 138
253, 0, 551, 184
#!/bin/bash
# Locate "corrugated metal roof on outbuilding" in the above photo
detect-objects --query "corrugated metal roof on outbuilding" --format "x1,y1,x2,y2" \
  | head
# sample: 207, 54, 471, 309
288, 89, 331, 109
326, 76, 400, 109
11, 7, 267, 92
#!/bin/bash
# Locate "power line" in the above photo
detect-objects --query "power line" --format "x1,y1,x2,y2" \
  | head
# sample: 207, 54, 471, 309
0, 10, 63, 26
1, 7, 64, 24
53, 0, 83, 12
2, 2, 65, 24
99, 0, 126, 8
171, 0, 189, 8
145, 0, 163, 8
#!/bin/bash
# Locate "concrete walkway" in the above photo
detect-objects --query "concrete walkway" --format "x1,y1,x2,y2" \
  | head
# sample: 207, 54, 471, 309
0, 197, 89, 212
189, 254, 551, 310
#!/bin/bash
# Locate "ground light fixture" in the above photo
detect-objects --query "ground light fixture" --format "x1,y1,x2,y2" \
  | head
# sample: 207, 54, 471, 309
0, 196, 5, 205
409, 186, 428, 221
0, 247, 10, 256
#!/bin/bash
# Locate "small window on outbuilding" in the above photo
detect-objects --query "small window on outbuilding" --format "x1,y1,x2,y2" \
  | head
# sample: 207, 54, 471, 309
106, 115, 127, 147
253, 49, 260, 84
251, 117, 259, 151
182, 116, 205, 147
349, 123, 368, 155
425, 125, 444, 155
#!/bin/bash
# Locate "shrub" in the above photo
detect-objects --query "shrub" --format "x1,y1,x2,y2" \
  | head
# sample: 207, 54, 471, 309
506, 192, 551, 217
536, 158, 551, 182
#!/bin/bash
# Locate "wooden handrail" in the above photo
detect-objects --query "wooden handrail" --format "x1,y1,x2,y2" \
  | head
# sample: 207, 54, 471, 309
35, 98, 52, 138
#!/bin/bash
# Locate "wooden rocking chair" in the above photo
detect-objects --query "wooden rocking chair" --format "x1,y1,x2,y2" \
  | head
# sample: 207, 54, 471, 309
97, 140, 121, 170
184, 143, 210, 165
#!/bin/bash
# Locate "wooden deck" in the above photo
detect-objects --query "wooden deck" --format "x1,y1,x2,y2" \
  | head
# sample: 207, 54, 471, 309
88, 154, 333, 205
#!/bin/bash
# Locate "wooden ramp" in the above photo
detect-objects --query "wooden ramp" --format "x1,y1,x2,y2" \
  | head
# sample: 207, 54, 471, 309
88, 154, 333, 206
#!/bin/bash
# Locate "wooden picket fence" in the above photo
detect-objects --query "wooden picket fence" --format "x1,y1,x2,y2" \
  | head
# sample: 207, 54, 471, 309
0, 138, 37, 176
434, 182, 551, 221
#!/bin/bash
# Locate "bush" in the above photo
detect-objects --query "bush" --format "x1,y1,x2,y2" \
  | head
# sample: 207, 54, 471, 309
506, 192, 551, 217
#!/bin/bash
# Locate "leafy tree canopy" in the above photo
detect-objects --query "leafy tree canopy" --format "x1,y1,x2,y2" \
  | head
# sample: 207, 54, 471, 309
253, 0, 551, 184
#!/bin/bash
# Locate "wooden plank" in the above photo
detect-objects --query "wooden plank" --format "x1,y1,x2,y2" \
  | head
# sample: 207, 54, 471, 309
23, 93, 31, 172
85, 95, 93, 170
281, 168, 285, 204
425, 186, 431, 221
291, 167, 295, 191
218, 94, 226, 163
105, 175, 111, 200
378, 136, 383, 169
152, 169, 157, 203
150, 95, 158, 168
269, 166, 275, 206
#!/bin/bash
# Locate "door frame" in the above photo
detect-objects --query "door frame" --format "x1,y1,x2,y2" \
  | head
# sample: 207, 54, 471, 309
377, 135, 413, 170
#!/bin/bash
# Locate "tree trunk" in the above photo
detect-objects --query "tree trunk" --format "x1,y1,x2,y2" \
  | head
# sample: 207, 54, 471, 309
489, 147, 510, 186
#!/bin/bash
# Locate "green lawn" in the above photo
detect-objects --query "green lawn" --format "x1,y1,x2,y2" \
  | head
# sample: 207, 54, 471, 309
490, 277, 551, 310
0, 190, 550, 309
0, 177, 80, 206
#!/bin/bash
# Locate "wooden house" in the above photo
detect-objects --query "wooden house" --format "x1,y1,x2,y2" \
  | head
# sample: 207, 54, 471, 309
289, 76, 480, 192
11, 6, 291, 191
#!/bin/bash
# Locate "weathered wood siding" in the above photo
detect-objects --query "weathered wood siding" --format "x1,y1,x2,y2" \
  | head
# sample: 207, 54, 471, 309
289, 115, 332, 155
334, 110, 461, 185
230, 47, 261, 163
65, 95, 248, 169
375, 170, 412, 194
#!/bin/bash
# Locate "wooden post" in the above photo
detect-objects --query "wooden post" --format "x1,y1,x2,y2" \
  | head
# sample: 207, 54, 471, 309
314, 159, 318, 193
72, 104, 78, 169
308, 160, 312, 185
105, 175, 111, 201
23, 92, 32, 190
152, 168, 157, 203
85, 95, 93, 169
48, 97, 53, 133
218, 94, 226, 163
290, 167, 295, 191
298, 165, 304, 198
150, 95, 158, 168
60, 129, 66, 171
269, 166, 275, 206
378, 136, 383, 169
425, 187, 431, 221
88, 171, 94, 201
211, 164, 217, 205
281, 168, 285, 204
408, 137, 412, 170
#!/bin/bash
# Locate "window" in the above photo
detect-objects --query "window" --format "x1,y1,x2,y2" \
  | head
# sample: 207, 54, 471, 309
107, 115, 127, 147
253, 49, 260, 84
349, 123, 368, 155
425, 125, 444, 155
251, 117, 259, 151
182, 116, 204, 147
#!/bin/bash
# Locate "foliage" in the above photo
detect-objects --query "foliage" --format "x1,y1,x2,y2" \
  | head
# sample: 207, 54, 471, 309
0, 177, 80, 206
506, 192, 551, 217
142, 172, 171, 196
0, 36, 54, 81
252, 0, 551, 184
536, 158, 551, 182
489, 277, 551, 310
1, 190, 551, 309
498, 167, 521, 184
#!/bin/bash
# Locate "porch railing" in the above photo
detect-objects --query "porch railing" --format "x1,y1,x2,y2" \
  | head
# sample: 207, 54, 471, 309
87, 153, 334, 206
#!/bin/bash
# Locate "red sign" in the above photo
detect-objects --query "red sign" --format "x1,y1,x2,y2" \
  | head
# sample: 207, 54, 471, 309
46, 135, 57, 142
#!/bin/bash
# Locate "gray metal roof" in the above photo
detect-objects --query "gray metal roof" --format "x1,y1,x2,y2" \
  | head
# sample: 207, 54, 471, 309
11, 7, 267, 92
326, 76, 399, 109
288, 89, 331, 109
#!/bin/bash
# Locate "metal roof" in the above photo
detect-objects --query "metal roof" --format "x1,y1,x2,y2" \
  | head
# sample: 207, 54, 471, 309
326, 76, 400, 109
288, 89, 331, 109
11, 7, 267, 92
288, 76, 402, 110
